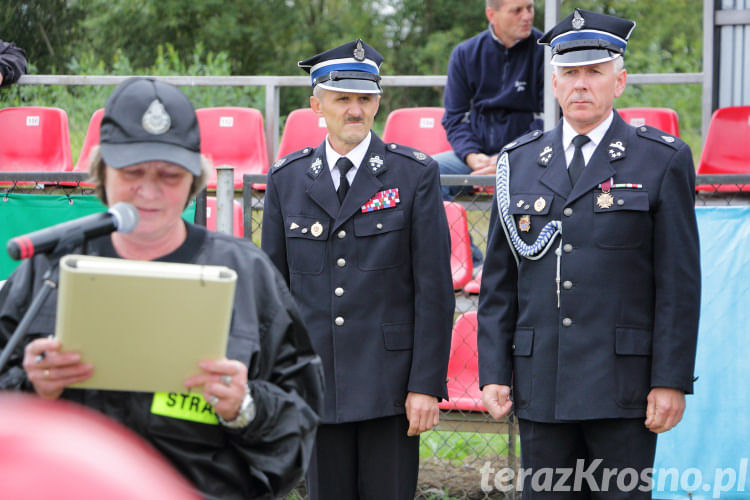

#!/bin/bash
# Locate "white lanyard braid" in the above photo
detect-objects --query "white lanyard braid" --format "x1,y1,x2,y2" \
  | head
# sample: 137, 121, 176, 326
495, 151, 562, 265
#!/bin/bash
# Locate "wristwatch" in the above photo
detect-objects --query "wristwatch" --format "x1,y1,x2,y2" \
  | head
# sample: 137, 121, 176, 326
218, 385, 256, 428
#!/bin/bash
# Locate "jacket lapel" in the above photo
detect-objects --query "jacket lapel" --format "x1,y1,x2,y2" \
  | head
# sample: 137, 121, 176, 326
332, 135, 386, 232
305, 142, 340, 221
566, 114, 627, 204
538, 123, 572, 199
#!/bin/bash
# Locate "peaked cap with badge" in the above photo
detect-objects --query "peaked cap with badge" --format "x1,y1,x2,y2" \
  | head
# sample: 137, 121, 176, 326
538, 8, 636, 67
478, 9, 700, 494
298, 38, 383, 94
100, 77, 202, 176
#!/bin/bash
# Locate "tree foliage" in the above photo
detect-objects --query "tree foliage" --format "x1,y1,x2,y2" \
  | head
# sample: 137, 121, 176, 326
0, 0, 705, 153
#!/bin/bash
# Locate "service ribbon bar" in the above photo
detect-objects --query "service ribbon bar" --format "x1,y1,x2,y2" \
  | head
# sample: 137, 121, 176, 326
361, 188, 400, 212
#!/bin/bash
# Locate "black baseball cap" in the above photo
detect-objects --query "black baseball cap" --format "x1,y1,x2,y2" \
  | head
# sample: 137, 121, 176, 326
100, 77, 202, 176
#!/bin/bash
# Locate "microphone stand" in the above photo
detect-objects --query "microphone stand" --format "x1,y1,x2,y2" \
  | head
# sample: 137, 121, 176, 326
0, 228, 87, 373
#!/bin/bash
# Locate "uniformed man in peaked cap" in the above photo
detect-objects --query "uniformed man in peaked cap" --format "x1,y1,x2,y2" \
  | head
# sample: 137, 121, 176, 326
261, 39, 454, 500
478, 9, 700, 498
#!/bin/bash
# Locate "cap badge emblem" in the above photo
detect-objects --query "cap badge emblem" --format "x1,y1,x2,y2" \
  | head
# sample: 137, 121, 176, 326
353, 40, 366, 61
572, 10, 585, 30
141, 99, 171, 135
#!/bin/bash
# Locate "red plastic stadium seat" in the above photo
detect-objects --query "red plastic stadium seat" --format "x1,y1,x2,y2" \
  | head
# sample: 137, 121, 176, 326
0, 394, 200, 500
696, 106, 750, 192
438, 312, 486, 412
382, 107, 451, 155
205, 196, 244, 237
463, 269, 482, 295
0, 107, 72, 172
276, 108, 328, 159
617, 107, 680, 137
443, 201, 473, 290
196, 107, 269, 189
73, 108, 105, 172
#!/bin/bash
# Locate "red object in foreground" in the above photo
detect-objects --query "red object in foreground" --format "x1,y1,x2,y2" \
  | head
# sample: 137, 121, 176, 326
438, 311, 487, 412
0, 394, 200, 500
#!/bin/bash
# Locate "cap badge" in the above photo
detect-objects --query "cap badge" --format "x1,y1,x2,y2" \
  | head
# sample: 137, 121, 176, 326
572, 10, 585, 30
353, 40, 366, 61
141, 99, 171, 135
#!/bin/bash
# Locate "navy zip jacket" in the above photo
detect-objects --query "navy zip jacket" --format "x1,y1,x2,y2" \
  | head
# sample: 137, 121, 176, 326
442, 27, 544, 161
0, 40, 27, 86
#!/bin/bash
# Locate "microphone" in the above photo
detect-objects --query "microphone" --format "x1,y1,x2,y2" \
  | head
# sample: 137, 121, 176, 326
7, 202, 139, 260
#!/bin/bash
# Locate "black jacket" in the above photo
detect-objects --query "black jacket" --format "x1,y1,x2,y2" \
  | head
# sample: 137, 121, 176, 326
0, 224, 324, 499
0, 40, 27, 86
478, 112, 701, 422
262, 133, 454, 424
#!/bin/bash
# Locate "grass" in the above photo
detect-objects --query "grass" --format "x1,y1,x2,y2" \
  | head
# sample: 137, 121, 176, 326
419, 430, 519, 462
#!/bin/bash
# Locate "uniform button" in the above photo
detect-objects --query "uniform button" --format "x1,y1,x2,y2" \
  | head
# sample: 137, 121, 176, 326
562, 317, 572, 327
563, 208, 573, 217
563, 280, 573, 290
512, 344, 516, 351
563, 243, 573, 253
301, 228, 308, 234
335, 287, 344, 297
335, 316, 344, 326
389, 144, 397, 150
376, 222, 383, 230
617, 199, 625, 206
337, 230, 346, 239
337, 258, 346, 267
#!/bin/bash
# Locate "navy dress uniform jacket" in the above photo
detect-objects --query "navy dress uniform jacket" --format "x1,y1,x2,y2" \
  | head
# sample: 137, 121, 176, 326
478, 112, 701, 423
262, 133, 454, 424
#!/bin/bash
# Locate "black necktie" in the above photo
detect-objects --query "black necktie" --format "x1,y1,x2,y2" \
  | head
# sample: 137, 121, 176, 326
568, 134, 591, 186
335, 157, 354, 204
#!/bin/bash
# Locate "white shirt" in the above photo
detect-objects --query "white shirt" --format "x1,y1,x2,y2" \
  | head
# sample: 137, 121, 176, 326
326, 132, 372, 190
562, 111, 614, 168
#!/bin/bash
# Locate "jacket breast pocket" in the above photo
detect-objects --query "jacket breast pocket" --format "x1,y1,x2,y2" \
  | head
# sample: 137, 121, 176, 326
353, 210, 407, 270
614, 326, 652, 408
593, 190, 651, 249
509, 194, 553, 245
511, 327, 534, 409
285, 215, 329, 274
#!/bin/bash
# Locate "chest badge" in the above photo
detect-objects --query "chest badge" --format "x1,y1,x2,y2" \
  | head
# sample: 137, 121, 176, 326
310, 222, 324, 238
518, 215, 531, 232
538, 145, 553, 166
597, 192, 615, 209
289, 222, 299, 230
533, 197, 546, 212
607, 140, 626, 161
369, 154, 384, 174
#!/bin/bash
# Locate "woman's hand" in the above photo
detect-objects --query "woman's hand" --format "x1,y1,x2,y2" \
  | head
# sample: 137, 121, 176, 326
184, 359, 248, 422
22, 337, 94, 400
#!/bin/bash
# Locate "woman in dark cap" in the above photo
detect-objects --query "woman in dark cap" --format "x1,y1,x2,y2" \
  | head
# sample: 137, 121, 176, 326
0, 77, 323, 500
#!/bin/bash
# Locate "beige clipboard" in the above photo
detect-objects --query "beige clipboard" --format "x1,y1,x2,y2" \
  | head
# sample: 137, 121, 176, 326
55, 254, 237, 393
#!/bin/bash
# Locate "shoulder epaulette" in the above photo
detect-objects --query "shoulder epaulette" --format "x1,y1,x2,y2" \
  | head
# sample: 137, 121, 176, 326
501, 129, 544, 153
634, 125, 683, 150
385, 143, 431, 165
269, 146, 314, 173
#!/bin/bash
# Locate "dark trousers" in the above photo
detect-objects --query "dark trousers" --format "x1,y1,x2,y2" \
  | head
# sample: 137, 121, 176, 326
306, 414, 419, 500
518, 418, 657, 500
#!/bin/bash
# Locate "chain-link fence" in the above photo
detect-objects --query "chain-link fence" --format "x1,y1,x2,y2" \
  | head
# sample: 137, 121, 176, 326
1, 172, 748, 500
